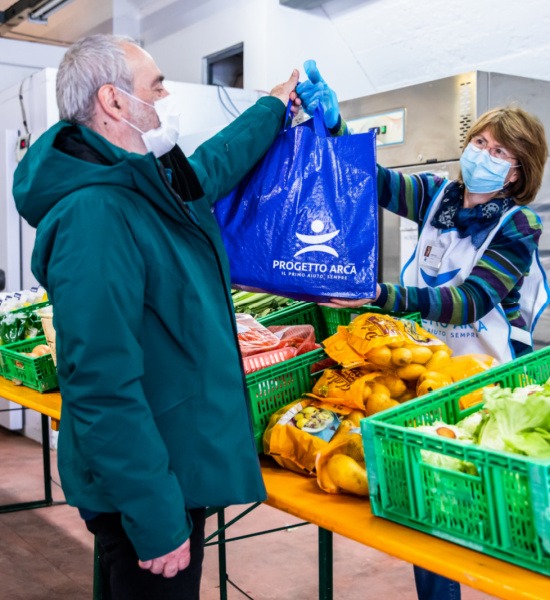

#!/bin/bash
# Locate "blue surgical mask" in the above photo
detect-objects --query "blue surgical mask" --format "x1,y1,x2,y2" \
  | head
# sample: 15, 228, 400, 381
460, 143, 512, 194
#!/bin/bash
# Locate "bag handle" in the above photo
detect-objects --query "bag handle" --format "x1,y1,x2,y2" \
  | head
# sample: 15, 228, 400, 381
283, 101, 295, 130
284, 102, 330, 138
311, 107, 329, 138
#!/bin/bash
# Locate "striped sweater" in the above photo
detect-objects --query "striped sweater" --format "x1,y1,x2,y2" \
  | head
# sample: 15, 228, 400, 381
373, 166, 543, 355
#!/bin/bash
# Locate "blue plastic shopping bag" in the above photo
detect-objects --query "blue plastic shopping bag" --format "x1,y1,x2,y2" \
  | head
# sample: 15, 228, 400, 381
214, 109, 378, 302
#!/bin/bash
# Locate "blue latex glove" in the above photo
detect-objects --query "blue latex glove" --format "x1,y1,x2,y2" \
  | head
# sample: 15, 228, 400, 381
296, 59, 340, 129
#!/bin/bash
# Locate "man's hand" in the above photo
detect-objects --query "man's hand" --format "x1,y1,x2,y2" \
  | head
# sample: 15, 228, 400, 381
270, 69, 301, 115
138, 539, 191, 578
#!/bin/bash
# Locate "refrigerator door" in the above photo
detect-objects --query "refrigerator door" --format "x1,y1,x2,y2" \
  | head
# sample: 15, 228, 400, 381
0, 129, 22, 294
0, 129, 24, 430
340, 72, 477, 169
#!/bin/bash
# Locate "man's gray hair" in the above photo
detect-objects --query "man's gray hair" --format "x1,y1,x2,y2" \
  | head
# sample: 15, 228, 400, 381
56, 34, 137, 126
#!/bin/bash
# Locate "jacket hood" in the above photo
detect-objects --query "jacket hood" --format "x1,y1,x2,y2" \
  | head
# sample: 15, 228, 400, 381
13, 121, 184, 228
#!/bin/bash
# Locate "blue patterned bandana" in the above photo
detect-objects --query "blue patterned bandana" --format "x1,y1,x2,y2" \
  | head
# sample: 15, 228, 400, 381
431, 181, 514, 249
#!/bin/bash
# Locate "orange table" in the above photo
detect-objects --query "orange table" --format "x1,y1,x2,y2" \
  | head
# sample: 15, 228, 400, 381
0, 376, 61, 425
0, 377, 61, 513
260, 456, 550, 600
2, 378, 548, 600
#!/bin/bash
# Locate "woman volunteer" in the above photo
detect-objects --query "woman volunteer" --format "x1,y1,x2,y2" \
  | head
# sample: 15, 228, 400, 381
297, 60, 549, 365
296, 61, 549, 600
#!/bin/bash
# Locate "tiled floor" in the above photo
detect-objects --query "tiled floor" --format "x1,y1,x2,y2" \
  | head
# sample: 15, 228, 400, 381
0, 426, 497, 599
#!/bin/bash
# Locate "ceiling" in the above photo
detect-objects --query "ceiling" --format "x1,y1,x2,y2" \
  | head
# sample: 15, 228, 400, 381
0, 0, 113, 45
0, 0, 297, 47
0, 0, 337, 46
0, 0, 286, 95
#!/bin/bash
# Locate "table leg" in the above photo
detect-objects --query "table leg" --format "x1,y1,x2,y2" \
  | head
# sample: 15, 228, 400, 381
318, 527, 333, 600
217, 509, 228, 600
0, 411, 63, 513
41, 413, 53, 504
205, 503, 308, 600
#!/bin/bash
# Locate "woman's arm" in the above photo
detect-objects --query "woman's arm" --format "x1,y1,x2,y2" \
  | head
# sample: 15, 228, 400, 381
377, 164, 446, 224
333, 119, 446, 224
328, 111, 445, 223
374, 207, 543, 324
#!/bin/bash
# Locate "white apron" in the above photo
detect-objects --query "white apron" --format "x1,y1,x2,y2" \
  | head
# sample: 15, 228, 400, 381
401, 182, 550, 362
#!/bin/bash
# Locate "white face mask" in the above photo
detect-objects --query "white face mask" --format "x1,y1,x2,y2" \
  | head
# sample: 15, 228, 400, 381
117, 88, 181, 157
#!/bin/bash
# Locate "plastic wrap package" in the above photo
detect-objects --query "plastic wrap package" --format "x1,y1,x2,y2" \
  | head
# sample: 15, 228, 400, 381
241, 323, 320, 374
236, 313, 282, 358
0, 306, 45, 345
0, 287, 47, 314
0, 287, 49, 346
242, 346, 298, 375
263, 398, 347, 475
311, 366, 382, 411
268, 324, 318, 355
315, 413, 369, 497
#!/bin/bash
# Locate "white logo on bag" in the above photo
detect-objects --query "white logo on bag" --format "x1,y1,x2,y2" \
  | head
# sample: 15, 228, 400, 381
294, 220, 339, 258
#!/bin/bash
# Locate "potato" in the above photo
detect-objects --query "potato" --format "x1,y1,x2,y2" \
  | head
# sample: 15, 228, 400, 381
396, 363, 427, 381
30, 344, 51, 357
326, 454, 369, 496
391, 347, 412, 366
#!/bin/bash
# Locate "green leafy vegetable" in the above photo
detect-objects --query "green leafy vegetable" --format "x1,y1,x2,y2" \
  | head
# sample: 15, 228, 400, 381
413, 379, 550, 466
464, 381, 550, 458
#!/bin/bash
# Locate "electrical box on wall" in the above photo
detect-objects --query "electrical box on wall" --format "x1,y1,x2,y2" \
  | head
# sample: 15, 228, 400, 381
347, 108, 405, 147
16, 133, 31, 162
205, 43, 244, 88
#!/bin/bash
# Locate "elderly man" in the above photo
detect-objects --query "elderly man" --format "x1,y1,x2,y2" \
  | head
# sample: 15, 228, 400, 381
14, 34, 299, 599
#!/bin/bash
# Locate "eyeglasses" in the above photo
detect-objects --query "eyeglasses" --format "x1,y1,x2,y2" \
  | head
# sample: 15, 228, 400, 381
470, 136, 517, 163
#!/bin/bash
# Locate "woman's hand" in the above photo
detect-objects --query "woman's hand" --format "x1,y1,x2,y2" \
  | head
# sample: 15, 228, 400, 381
319, 285, 381, 308
296, 60, 340, 129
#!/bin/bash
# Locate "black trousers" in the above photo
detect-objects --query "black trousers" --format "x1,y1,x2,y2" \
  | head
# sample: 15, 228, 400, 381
86, 509, 206, 600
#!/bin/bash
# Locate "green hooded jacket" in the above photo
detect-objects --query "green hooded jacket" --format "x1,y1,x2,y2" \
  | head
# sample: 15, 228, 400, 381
13, 96, 286, 560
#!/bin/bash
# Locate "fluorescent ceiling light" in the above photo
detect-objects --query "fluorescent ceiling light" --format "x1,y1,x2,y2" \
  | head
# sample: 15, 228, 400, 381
28, 0, 76, 24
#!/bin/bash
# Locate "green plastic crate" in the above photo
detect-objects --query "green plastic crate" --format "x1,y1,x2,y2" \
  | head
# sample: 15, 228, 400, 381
9, 300, 50, 314
362, 345, 550, 575
0, 335, 58, 393
0, 302, 51, 376
0, 300, 51, 347
320, 305, 422, 336
0, 350, 6, 378
246, 347, 327, 453
258, 301, 327, 342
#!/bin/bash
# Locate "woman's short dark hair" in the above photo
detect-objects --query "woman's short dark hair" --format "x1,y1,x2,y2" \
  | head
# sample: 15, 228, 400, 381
461, 105, 548, 205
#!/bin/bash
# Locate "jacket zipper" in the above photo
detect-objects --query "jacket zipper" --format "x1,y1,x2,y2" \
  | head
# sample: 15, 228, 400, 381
155, 160, 237, 327
156, 162, 201, 225
155, 160, 251, 416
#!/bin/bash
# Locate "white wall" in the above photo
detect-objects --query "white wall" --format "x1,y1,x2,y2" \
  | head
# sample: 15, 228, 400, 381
0, 38, 66, 96
0, 68, 59, 140
145, 0, 550, 101
0, 69, 59, 445
3, 0, 549, 107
